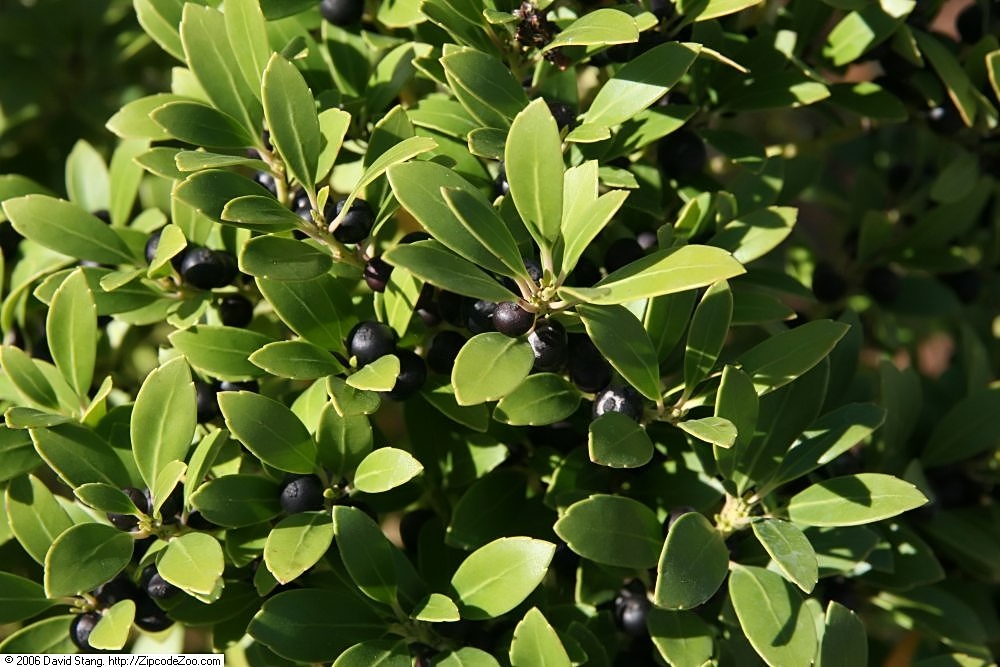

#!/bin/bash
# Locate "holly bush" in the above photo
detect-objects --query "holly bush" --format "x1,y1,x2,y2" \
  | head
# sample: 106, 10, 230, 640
0, 0, 998, 665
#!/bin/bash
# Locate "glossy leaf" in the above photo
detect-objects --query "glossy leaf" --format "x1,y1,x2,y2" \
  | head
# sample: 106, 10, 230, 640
150, 101, 255, 148
257, 275, 354, 351
588, 412, 654, 469
786, 474, 927, 527
346, 354, 400, 392
316, 403, 374, 475
219, 391, 317, 474
441, 187, 529, 279
74, 483, 140, 515
578, 304, 660, 401
106, 93, 190, 140
509, 607, 571, 667
224, 0, 269, 97
262, 53, 321, 189
648, 609, 715, 667
818, 601, 867, 667
544, 8, 637, 51
189, 474, 282, 528
554, 494, 661, 568
221, 195, 304, 232
44, 523, 132, 598
169, 325, 273, 380
0, 572, 57, 624
684, 280, 732, 395
559, 162, 629, 274
333, 506, 399, 605
738, 320, 849, 395
353, 447, 423, 494
440, 49, 529, 128
88, 599, 135, 651
249, 340, 343, 380
505, 99, 564, 245
239, 235, 333, 281
412, 593, 461, 622
729, 565, 818, 667
175, 169, 273, 227
131, 357, 196, 490
30, 423, 130, 488
5, 475, 74, 565
0, 616, 76, 655
679, 0, 765, 21
450, 537, 555, 620
752, 519, 817, 593
333, 640, 411, 667
157, 531, 225, 600
654, 512, 729, 609
677, 416, 738, 448
0, 346, 58, 410
383, 240, 518, 302
451, 333, 535, 406
264, 512, 334, 585
493, 373, 580, 426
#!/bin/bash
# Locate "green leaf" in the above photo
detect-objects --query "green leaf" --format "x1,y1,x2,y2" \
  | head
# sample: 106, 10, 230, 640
922, 388, 1000, 467
169, 325, 274, 381
0, 346, 58, 410
0, 572, 57, 624
190, 474, 282, 528
44, 523, 133, 598
333, 640, 412, 667
446, 469, 532, 550
588, 412, 654, 469
250, 340, 344, 380
559, 162, 630, 275
509, 607, 572, 667
738, 320, 849, 395
184, 429, 229, 507
752, 519, 818, 593
157, 531, 225, 600
333, 506, 400, 605
150, 460, 187, 519
653, 512, 729, 609
30, 424, 130, 488
440, 49, 529, 128
221, 195, 304, 232
493, 373, 581, 426
74, 483, 141, 515
65, 140, 109, 213
150, 101, 255, 148
219, 391, 317, 474
224, 0, 270, 100
913, 29, 978, 127
382, 267, 423, 340
248, 588, 386, 662
578, 304, 661, 401
180, 3, 262, 139
584, 43, 699, 129
554, 494, 661, 568
561, 245, 745, 306
353, 447, 423, 493
257, 275, 354, 351
351, 135, 439, 203
435, 648, 502, 667
544, 8, 638, 51
383, 240, 518, 302
387, 162, 524, 278
648, 609, 715, 667
683, 280, 732, 395
786, 474, 927, 527
505, 99, 564, 246
644, 291, 696, 362
175, 169, 276, 228
5, 475, 74, 565
265, 512, 334, 584
239, 236, 333, 281
818, 601, 868, 667
679, 0, 765, 21
710, 207, 796, 265
677, 416, 738, 448
88, 599, 135, 651
131, 357, 196, 490
412, 593, 461, 622
822, 1, 912, 66
729, 565, 818, 667
106, 93, 190, 140
828, 81, 908, 121
347, 355, 401, 392
0, 616, 76, 655
450, 537, 555, 620
262, 53, 321, 189
317, 108, 352, 183
2, 195, 136, 265
317, 403, 374, 475
0, 427, 41, 482
420, 379, 489, 433
451, 333, 535, 406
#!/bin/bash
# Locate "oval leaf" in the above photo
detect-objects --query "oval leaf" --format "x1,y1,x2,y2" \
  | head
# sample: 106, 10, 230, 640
44, 523, 133, 598
450, 537, 555, 620
189, 474, 282, 528
729, 565, 818, 667
786, 473, 927, 527
239, 235, 333, 281
578, 304, 661, 401
653, 512, 729, 609
264, 511, 334, 585
493, 373, 581, 426
588, 412, 654, 469
46, 268, 97, 398
751, 519, 818, 593
332, 506, 399, 604
131, 357, 196, 490
219, 391, 317, 474
451, 333, 535, 406
353, 447, 423, 494
509, 607, 571, 667
554, 494, 661, 568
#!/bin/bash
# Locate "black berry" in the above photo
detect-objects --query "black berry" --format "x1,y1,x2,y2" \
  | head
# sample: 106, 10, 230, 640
179, 246, 238, 290
437, 290, 469, 328
467, 299, 497, 334
811, 261, 848, 303
107, 487, 149, 532
636, 229, 658, 251
194, 381, 219, 423
593, 385, 644, 422
328, 198, 374, 244
141, 566, 181, 600
386, 349, 427, 400
150, 484, 183, 524
528, 319, 568, 372
133, 597, 174, 632
347, 320, 397, 366
657, 129, 707, 180
614, 589, 651, 638
291, 189, 312, 222
319, 0, 365, 26
494, 163, 510, 198
426, 330, 467, 375
279, 474, 326, 514
956, 3, 984, 44
604, 237, 644, 273
363, 256, 394, 292
253, 171, 278, 196
863, 265, 902, 305
70, 612, 101, 651
568, 335, 611, 393
546, 100, 577, 130
93, 574, 139, 608
217, 294, 254, 327
493, 302, 534, 337
144, 230, 185, 272
185, 511, 217, 531
219, 379, 259, 393
567, 256, 601, 287
523, 257, 543, 283
399, 231, 431, 244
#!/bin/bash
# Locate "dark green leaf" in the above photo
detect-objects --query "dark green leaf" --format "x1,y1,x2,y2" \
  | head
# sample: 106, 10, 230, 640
150, 101, 255, 148
31, 423, 130, 488
684, 280, 732, 396
383, 240, 518, 302
588, 412, 654, 469
262, 53, 321, 189
74, 483, 141, 515
44, 523, 132, 597
738, 320, 849, 395
219, 391, 317, 474
653, 512, 729, 609
333, 506, 400, 605
648, 609, 715, 667
250, 340, 343, 380
450, 537, 555, 620
169, 325, 274, 380
190, 474, 282, 528
0, 572, 57, 624
4, 475, 74, 565
0, 616, 76, 654
554, 494, 661, 568
317, 403, 374, 475
257, 275, 354, 351
221, 195, 305, 232
224, 0, 270, 101
46, 272, 97, 394
818, 602, 867, 667
239, 236, 333, 281
922, 388, 1000, 467
0, 427, 41, 482
578, 304, 660, 401
440, 50, 529, 128
729, 565, 818, 667
0, 346, 58, 410
175, 169, 274, 227
131, 357, 196, 490
493, 373, 581, 426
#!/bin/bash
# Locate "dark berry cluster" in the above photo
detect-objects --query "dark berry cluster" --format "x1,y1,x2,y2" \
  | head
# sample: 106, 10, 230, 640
346, 321, 426, 400
145, 231, 239, 291
70, 566, 178, 651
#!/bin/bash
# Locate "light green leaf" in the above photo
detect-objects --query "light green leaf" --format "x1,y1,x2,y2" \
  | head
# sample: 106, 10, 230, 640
239, 235, 333, 281
729, 565, 818, 667
0, 616, 76, 655
0, 571, 58, 624
333, 640, 411, 667
157, 531, 225, 598
265, 512, 334, 585
257, 275, 354, 351
509, 607, 571, 667
65, 140, 109, 213
818, 602, 867, 667
450, 537, 555, 620
786, 473, 927, 527
189, 474, 281, 528
493, 373, 581, 426
221, 195, 304, 233
653, 512, 729, 609
684, 280, 732, 396
752, 519, 818, 593
440, 49, 529, 128
262, 53, 321, 189
677, 416, 738, 448
451, 333, 535, 406
169, 325, 274, 381
648, 609, 715, 667
347, 355, 401, 392
30, 424, 130, 488
89, 600, 135, 651
543, 8, 638, 51
738, 320, 849, 395
106, 93, 190, 140
249, 340, 344, 380
588, 412, 654, 469
131, 357, 196, 490
150, 101, 255, 148
353, 447, 423, 494
412, 593, 461, 622
5, 475, 74, 565
317, 108, 353, 182
224, 0, 270, 99
679, 0, 765, 21
709, 207, 797, 264
0, 345, 58, 411
505, 99, 564, 245
44, 523, 133, 598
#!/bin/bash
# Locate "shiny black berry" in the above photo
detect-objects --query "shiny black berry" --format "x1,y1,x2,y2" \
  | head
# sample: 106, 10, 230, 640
528, 319, 568, 372
219, 379, 259, 393
320, 0, 365, 26
604, 237, 644, 273
150, 484, 183, 524
593, 385, 644, 422
107, 487, 149, 532
133, 597, 174, 632
93, 574, 140, 608
657, 129, 707, 179
347, 320, 397, 366
386, 349, 427, 400
363, 256, 394, 292
567, 256, 601, 287
179, 246, 238, 290
399, 231, 431, 244
70, 612, 101, 651
140, 566, 180, 600
144, 230, 185, 272
493, 302, 534, 337
523, 257, 543, 283
279, 474, 326, 514
546, 100, 577, 130
568, 335, 611, 393
437, 291, 469, 328
863, 265, 902, 305
194, 381, 219, 423
467, 299, 497, 334
328, 198, 374, 244
811, 261, 848, 303
185, 511, 217, 531
217, 294, 254, 327
292, 189, 312, 222
613, 587, 651, 637
494, 163, 510, 198
426, 330, 467, 375
253, 171, 278, 196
